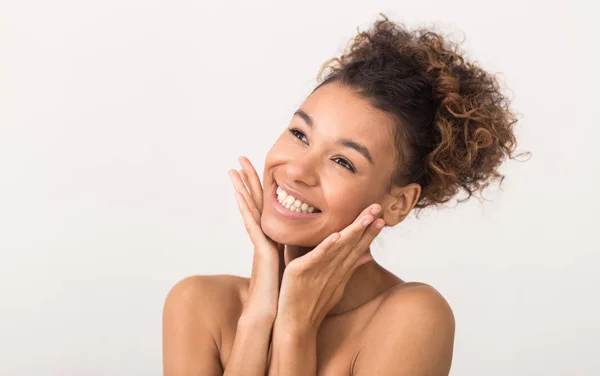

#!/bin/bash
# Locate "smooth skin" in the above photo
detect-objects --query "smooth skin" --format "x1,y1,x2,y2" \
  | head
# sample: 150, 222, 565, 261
163, 82, 455, 375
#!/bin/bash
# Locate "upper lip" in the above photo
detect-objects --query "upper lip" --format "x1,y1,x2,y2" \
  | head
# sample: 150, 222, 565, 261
275, 181, 321, 211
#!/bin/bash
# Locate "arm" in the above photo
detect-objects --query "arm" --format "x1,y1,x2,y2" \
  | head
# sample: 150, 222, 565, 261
162, 275, 275, 376
224, 313, 274, 376
266, 318, 318, 375
269, 320, 317, 376
353, 284, 455, 376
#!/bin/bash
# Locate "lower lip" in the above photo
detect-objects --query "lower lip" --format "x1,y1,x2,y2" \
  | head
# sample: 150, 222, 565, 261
271, 184, 322, 220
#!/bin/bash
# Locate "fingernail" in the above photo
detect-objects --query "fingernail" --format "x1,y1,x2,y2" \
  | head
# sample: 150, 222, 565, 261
375, 219, 385, 229
370, 205, 381, 215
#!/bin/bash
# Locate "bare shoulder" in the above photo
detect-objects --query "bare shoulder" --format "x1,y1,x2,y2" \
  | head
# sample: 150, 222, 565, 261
378, 281, 453, 313
375, 281, 455, 328
164, 274, 248, 326
353, 282, 455, 375
165, 274, 248, 302
162, 274, 249, 375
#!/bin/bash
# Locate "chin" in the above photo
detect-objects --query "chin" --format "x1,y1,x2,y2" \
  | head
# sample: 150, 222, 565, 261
261, 217, 323, 248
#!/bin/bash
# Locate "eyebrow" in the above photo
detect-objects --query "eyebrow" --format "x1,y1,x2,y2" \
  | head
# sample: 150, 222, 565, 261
293, 109, 374, 165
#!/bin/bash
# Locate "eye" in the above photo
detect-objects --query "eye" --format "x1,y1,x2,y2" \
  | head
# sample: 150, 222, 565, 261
289, 128, 308, 143
288, 128, 356, 173
333, 157, 356, 173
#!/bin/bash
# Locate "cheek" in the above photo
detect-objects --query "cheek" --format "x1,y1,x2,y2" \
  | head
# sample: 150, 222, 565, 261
264, 145, 278, 166
324, 190, 368, 227
265, 145, 290, 171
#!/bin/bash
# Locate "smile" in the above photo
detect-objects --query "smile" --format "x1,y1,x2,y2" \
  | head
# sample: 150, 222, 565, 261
271, 184, 322, 219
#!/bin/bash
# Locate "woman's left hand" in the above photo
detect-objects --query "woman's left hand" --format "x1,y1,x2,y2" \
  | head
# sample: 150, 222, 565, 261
276, 204, 385, 332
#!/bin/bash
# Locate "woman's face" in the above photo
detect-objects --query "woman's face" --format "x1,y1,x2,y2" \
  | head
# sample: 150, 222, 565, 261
261, 82, 399, 247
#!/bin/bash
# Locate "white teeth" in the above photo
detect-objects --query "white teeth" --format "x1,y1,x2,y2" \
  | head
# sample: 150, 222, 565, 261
276, 185, 319, 214
279, 190, 288, 200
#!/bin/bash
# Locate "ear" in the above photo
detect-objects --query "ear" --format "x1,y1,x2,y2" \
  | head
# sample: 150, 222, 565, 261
380, 183, 421, 227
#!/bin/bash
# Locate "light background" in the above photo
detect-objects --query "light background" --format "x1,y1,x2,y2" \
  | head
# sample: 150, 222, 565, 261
0, 0, 597, 375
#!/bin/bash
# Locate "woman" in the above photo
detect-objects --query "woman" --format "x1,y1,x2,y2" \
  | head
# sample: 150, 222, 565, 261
163, 14, 521, 375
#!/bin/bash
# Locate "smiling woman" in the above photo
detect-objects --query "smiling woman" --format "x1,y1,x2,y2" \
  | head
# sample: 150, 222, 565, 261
162, 13, 524, 376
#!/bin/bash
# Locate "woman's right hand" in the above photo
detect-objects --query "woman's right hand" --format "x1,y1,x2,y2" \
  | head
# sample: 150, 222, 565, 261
229, 156, 284, 322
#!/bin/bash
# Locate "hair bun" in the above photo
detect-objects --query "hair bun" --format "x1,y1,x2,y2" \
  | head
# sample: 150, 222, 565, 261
316, 14, 528, 210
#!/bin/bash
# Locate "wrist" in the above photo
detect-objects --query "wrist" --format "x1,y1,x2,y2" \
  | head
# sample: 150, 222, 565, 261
238, 310, 275, 330
273, 317, 318, 340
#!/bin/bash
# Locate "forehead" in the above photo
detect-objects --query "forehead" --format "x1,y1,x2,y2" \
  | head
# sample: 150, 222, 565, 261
299, 82, 396, 163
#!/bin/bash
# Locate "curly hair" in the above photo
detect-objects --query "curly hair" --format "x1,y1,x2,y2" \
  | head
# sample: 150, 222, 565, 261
314, 14, 527, 210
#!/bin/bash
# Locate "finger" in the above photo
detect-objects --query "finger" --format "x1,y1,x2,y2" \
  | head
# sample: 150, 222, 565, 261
229, 169, 261, 223
287, 232, 341, 272
341, 217, 385, 271
336, 219, 383, 288
238, 156, 264, 214
342, 203, 382, 238
230, 169, 260, 222
239, 167, 265, 220
239, 169, 256, 210
238, 168, 254, 203
330, 203, 382, 260
233, 191, 269, 248
296, 203, 383, 268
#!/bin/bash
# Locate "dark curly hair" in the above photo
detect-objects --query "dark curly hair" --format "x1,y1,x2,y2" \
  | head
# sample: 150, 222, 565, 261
314, 14, 527, 211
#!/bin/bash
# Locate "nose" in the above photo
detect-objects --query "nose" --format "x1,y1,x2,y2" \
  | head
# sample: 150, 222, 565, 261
285, 155, 318, 187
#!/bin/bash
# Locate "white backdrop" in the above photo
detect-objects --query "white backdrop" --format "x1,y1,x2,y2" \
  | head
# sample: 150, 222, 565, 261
1, 0, 597, 375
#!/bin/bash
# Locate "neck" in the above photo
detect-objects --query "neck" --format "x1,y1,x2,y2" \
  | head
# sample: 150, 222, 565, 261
282, 244, 312, 267
281, 244, 398, 317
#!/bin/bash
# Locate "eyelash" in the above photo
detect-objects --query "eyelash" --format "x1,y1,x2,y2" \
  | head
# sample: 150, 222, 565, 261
288, 128, 356, 173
